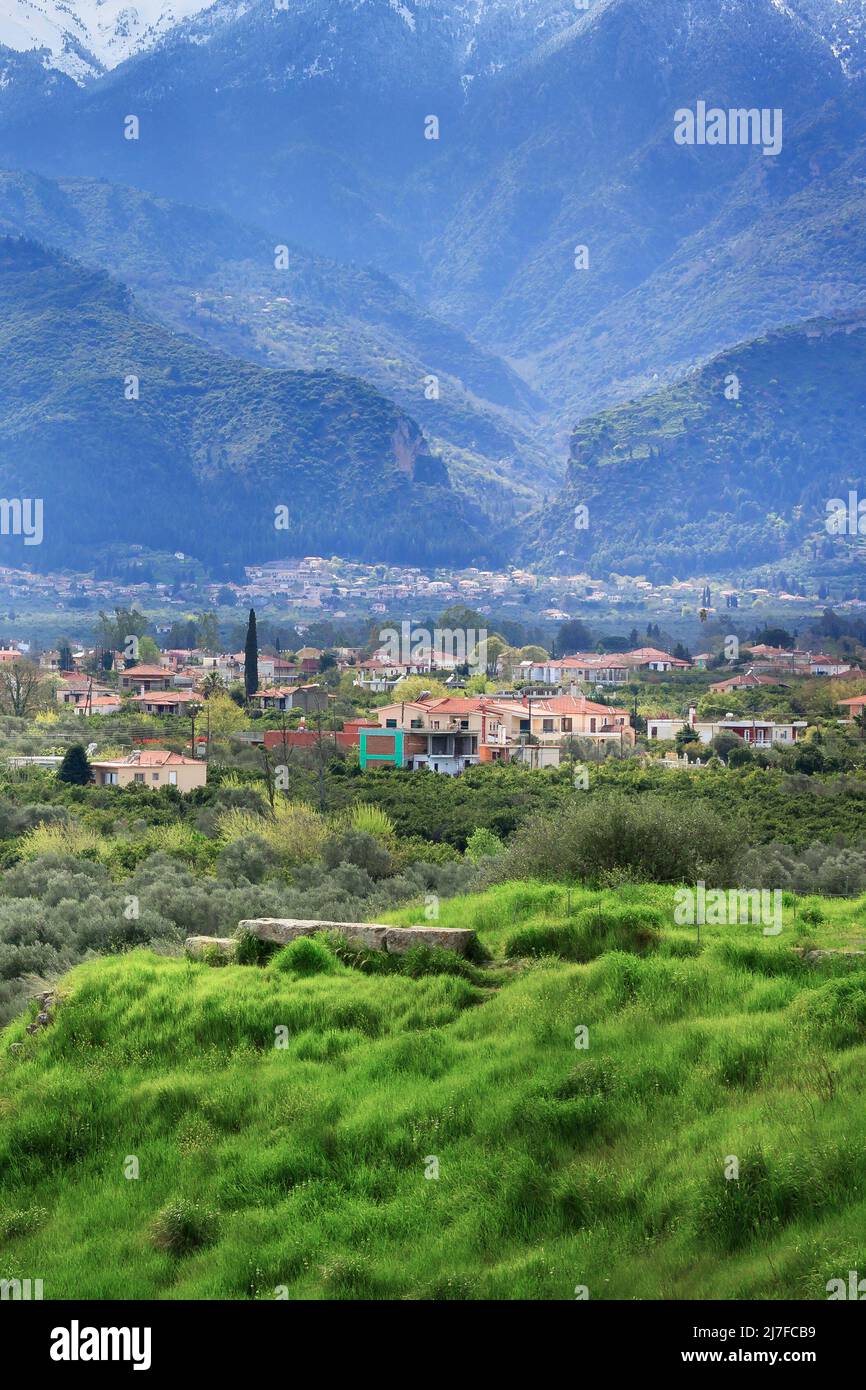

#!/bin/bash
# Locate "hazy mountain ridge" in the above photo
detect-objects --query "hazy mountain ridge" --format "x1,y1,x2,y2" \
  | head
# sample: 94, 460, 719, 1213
0, 0, 588, 266
0, 168, 557, 511
419, 0, 856, 422
0, 236, 494, 570
3, 0, 859, 430
2, 0, 866, 575
522, 311, 866, 583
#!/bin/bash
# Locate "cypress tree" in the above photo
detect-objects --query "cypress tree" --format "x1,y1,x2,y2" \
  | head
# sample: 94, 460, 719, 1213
57, 744, 92, 786
244, 608, 259, 699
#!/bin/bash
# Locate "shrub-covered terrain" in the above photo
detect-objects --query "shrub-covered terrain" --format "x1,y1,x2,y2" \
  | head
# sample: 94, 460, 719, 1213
1, 882, 865, 1300
4, 755, 866, 1025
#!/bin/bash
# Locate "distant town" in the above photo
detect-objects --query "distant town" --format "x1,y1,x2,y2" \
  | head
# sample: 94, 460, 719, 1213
0, 551, 862, 653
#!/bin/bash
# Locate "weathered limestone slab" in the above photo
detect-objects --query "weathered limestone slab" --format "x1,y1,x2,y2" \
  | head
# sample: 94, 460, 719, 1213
383, 927, 475, 957
238, 918, 389, 952
185, 935, 238, 961
237, 918, 476, 957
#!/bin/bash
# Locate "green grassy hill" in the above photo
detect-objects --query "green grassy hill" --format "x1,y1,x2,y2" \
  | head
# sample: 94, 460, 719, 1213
2, 881, 865, 1300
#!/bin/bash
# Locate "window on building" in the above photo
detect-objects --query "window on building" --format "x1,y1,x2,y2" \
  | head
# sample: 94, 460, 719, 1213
152, 773, 159, 781
386, 719, 397, 729
542, 718, 554, 733
134, 773, 145, 783
169, 771, 177, 785
562, 718, 572, 733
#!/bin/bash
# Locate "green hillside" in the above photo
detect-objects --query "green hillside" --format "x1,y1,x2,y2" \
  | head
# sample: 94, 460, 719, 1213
524, 313, 866, 583
2, 880, 865, 1300
0, 236, 492, 570
0, 170, 554, 511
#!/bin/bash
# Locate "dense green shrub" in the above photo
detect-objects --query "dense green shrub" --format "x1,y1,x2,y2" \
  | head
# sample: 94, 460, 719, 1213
217, 834, 279, 883
496, 793, 738, 887
323, 829, 393, 880
739, 840, 866, 896
233, 927, 273, 967
391, 836, 460, 868
695, 1148, 798, 1252
465, 827, 505, 861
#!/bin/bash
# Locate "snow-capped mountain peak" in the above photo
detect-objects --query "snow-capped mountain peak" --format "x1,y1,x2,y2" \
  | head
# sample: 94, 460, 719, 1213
0, 0, 227, 82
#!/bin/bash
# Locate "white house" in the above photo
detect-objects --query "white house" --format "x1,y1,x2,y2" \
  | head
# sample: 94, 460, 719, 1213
646, 715, 686, 740
694, 717, 807, 747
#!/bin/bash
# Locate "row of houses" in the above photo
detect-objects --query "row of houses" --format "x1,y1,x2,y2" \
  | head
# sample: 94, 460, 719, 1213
647, 693, 866, 746
53, 664, 330, 718
646, 708, 807, 746
351, 645, 702, 695
358, 695, 635, 775
741, 645, 860, 677
514, 648, 694, 686
516, 645, 863, 688
646, 691, 866, 747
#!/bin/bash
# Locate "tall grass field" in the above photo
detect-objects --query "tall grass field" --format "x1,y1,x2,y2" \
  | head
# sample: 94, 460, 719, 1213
1, 881, 865, 1299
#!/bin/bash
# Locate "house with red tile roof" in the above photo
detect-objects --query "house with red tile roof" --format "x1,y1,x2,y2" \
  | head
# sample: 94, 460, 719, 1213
117, 664, 173, 694
128, 690, 201, 717
90, 749, 206, 791
838, 694, 866, 720
708, 670, 786, 694
363, 693, 634, 774
621, 647, 692, 672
